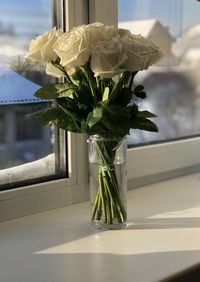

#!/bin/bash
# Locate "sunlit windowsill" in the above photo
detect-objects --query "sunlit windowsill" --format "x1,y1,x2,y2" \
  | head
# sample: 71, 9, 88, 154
1, 172, 200, 282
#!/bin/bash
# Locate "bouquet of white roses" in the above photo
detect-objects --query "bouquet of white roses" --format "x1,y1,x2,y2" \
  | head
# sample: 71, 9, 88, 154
25, 22, 162, 137
26, 22, 162, 227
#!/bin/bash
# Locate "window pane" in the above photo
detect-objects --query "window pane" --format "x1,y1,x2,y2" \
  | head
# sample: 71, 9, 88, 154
16, 108, 43, 141
118, 0, 200, 146
0, 0, 66, 189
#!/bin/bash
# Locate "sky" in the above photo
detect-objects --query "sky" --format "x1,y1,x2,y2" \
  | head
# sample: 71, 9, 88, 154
0, 0, 51, 42
118, 0, 200, 36
0, 0, 45, 6
0, 0, 200, 39
0, 0, 50, 16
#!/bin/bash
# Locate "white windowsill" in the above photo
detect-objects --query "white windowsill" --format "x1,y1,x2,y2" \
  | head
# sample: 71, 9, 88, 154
1, 172, 200, 282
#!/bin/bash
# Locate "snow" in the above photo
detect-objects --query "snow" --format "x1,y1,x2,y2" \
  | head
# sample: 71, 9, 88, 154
119, 19, 158, 37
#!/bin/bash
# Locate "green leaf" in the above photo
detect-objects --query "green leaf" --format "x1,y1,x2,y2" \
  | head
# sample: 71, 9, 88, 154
80, 62, 98, 105
56, 97, 78, 111
116, 87, 133, 107
58, 104, 81, 131
101, 104, 130, 136
101, 103, 125, 115
109, 71, 131, 102
32, 107, 65, 126
76, 84, 93, 107
31, 106, 81, 133
80, 119, 87, 133
56, 119, 80, 133
128, 71, 138, 89
34, 83, 76, 99
130, 117, 158, 132
128, 104, 138, 117
87, 104, 103, 128
138, 110, 157, 118
86, 123, 107, 135
102, 87, 109, 102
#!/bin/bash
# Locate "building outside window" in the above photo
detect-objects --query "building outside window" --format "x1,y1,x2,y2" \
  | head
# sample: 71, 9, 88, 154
0, 0, 89, 221
16, 110, 43, 141
118, 0, 200, 146
0, 0, 66, 189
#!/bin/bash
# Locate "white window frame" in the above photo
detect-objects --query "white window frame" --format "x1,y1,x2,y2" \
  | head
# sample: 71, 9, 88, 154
0, 0, 89, 221
1, 0, 200, 222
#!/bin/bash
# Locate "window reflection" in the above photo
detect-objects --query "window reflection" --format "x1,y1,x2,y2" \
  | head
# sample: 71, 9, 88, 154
16, 110, 43, 141
0, 1, 62, 187
118, 0, 200, 146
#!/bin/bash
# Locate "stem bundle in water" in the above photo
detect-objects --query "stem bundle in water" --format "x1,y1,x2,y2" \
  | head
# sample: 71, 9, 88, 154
91, 139, 127, 226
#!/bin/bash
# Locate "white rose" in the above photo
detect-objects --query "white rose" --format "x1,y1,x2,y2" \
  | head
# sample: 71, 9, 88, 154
53, 25, 91, 69
86, 22, 117, 42
53, 22, 118, 70
46, 63, 76, 78
90, 37, 128, 78
25, 27, 63, 63
120, 33, 163, 71
117, 28, 131, 38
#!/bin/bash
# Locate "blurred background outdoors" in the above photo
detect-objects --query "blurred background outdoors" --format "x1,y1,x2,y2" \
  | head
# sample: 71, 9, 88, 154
1, 0, 200, 170
119, 0, 200, 146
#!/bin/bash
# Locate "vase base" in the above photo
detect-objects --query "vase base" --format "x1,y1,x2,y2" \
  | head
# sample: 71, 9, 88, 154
91, 220, 127, 230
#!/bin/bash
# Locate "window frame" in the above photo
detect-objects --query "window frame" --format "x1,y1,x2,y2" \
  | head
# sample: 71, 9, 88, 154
0, 0, 89, 221
1, 0, 200, 222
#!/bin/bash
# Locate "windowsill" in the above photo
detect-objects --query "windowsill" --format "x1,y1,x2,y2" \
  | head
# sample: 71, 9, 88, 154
0, 172, 200, 282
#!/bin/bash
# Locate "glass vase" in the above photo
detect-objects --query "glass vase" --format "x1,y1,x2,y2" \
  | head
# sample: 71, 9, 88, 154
87, 134, 127, 230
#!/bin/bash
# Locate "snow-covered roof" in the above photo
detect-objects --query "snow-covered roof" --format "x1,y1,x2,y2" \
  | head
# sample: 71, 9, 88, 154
0, 67, 44, 105
183, 24, 200, 39
119, 19, 173, 40
119, 19, 174, 59
172, 24, 200, 57
119, 19, 158, 37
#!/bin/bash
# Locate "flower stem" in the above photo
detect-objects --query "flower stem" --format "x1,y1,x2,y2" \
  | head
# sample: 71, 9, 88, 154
80, 64, 97, 106
91, 138, 127, 225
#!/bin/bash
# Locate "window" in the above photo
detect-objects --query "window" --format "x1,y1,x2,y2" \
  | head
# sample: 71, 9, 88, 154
1, 0, 200, 222
0, 0, 89, 222
117, 0, 200, 187
90, 0, 200, 188
118, 0, 200, 146
0, 0, 66, 189
16, 109, 43, 141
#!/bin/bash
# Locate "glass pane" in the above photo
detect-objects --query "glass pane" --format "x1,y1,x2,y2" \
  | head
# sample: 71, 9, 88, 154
16, 108, 43, 141
118, 0, 200, 146
0, 0, 66, 189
